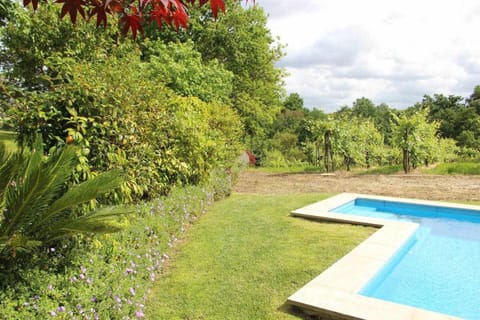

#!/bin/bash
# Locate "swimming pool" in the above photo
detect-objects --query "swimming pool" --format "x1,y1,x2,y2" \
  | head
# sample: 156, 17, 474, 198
288, 193, 479, 320
332, 198, 480, 319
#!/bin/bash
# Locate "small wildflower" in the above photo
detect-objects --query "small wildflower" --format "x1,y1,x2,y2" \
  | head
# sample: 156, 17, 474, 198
57, 306, 66, 312
49, 311, 56, 316
80, 266, 87, 274
79, 273, 86, 280
33, 295, 39, 300
86, 278, 93, 285
91, 296, 97, 303
48, 284, 53, 290
70, 276, 78, 282
135, 311, 145, 318
129, 287, 136, 296
50, 247, 56, 253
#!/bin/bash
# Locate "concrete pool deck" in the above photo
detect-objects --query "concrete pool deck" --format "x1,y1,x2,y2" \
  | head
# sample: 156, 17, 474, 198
287, 193, 462, 320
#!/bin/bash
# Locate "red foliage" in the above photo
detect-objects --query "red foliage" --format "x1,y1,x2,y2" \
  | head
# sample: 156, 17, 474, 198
58, 0, 86, 24
245, 150, 256, 166
25, 0, 254, 38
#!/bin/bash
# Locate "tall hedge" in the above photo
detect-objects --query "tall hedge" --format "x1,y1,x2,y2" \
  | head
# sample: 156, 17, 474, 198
7, 49, 243, 202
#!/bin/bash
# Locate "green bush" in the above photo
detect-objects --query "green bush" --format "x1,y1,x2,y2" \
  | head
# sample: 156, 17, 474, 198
0, 170, 232, 319
0, 138, 132, 266
8, 49, 243, 202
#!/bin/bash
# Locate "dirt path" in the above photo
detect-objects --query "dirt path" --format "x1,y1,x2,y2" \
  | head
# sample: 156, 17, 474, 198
233, 170, 480, 202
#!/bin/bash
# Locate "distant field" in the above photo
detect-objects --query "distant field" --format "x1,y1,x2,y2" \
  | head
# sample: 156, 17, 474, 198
424, 162, 480, 175
234, 169, 480, 201
0, 130, 17, 152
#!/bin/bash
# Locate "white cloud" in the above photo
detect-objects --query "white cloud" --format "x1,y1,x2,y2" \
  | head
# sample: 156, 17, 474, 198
257, 0, 480, 112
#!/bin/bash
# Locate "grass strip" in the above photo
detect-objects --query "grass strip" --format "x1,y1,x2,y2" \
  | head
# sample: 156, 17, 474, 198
423, 162, 480, 175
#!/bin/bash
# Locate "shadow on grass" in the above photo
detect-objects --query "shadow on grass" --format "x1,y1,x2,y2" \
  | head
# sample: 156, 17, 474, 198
278, 303, 323, 320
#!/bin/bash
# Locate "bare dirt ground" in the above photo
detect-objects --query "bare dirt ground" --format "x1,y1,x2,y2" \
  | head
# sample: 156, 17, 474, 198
233, 170, 480, 202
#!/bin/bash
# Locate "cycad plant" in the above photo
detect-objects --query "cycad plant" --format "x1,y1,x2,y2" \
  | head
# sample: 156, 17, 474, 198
0, 137, 133, 259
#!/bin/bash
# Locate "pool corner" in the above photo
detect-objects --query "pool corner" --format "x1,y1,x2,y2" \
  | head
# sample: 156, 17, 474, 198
287, 193, 462, 320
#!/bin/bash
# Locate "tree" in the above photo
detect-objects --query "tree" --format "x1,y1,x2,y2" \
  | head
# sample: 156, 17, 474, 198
180, 0, 285, 154
352, 97, 377, 119
21, 0, 247, 38
308, 118, 337, 172
420, 93, 480, 149
374, 103, 397, 145
284, 93, 304, 111
466, 85, 480, 115
392, 110, 439, 173
333, 120, 363, 171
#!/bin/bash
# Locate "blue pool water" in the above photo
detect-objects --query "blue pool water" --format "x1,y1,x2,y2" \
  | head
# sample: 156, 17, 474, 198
332, 199, 480, 319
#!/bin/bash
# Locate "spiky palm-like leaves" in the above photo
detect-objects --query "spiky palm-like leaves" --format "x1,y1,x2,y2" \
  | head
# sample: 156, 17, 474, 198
0, 138, 133, 258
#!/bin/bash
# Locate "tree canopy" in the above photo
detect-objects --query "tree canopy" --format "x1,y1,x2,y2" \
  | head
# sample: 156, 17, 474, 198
21, 0, 250, 38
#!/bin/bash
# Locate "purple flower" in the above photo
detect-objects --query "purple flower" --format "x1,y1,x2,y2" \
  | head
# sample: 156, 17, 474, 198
135, 311, 145, 318
79, 273, 86, 280
80, 266, 87, 274
91, 296, 97, 303
114, 295, 121, 304
57, 306, 66, 312
49, 311, 56, 316
129, 287, 136, 296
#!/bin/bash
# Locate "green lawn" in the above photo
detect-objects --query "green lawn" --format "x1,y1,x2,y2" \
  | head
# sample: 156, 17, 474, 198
423, 162, 480, 175
0, 130, 17, 152
146, 193, 376, 319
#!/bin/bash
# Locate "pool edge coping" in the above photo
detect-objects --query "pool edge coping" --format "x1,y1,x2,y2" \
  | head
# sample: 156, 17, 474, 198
287, 193, 461, 320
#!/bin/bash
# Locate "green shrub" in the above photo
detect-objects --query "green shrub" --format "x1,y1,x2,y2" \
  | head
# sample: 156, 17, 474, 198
0, 138, 133, 266
262, 149, 288, 168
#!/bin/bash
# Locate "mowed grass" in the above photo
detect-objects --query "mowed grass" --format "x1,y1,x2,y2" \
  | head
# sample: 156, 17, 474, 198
0, 130, 17, 152
424, 162, 480, 175
146, 193, 376, 320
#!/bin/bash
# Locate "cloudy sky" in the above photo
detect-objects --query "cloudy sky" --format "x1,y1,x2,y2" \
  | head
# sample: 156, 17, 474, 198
255, 0, 480, 112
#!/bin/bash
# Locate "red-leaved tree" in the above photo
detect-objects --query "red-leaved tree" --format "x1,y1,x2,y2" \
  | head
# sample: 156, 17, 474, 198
23, 0, 251, 38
